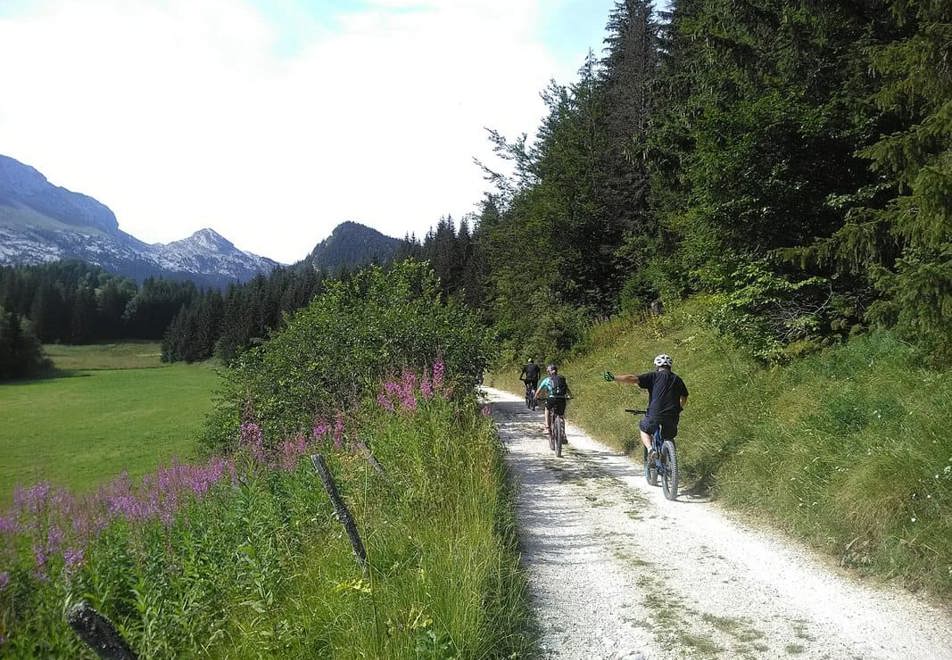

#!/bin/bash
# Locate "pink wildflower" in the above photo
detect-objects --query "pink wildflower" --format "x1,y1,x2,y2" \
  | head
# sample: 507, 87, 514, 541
64, 547, 85, 572
313, 419, 330, 441
0, 571, 9, 590
240, 422, 266, 464
432, 359, 445, 392
399, 369, 418, 411
377, 392, 395, 412
420, 369, 434, 399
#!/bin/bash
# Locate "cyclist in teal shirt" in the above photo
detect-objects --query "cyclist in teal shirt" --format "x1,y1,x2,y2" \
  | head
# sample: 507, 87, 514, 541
535, 364, 572, 434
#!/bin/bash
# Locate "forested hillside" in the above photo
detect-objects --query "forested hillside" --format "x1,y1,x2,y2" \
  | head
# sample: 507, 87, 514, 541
411, 0, 949, 366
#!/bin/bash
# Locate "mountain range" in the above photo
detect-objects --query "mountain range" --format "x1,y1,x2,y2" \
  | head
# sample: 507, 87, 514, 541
0, 154, 401, 287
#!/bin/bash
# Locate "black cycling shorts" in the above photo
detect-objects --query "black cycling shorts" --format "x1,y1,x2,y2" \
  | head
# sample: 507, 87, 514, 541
640, 416, 678, 440
546, 398, 567, 416
525, 379, 539, 391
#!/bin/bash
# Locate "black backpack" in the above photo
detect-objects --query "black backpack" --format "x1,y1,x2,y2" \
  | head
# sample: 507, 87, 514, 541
550, 375, 567, 397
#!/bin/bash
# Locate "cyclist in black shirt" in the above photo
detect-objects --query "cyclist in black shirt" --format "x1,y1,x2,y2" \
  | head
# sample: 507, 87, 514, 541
604, 354, 688, 457
520, 358, 541, 392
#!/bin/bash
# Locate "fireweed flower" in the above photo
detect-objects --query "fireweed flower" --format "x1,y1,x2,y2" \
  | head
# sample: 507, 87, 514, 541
0, 515, 16, 535
240, 422, 267, 464
278, 435, 309, 472
481, 405, 492, 417
399, 369, 418, 411
376, 392, 395, 412
63, 548, 84, 572
432, 359, 445, 391
32, 546, 47, 573
420, 369, 434, 399
312, 419, 330, 441
46, 527, 64, 554
0, 571, 9, 590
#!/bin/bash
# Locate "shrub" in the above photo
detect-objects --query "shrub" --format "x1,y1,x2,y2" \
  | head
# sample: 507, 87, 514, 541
203, 261, 494, 452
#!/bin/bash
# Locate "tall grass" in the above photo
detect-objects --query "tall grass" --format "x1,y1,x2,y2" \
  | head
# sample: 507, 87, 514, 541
0, 367, 532, 657
491, 300, 952, 599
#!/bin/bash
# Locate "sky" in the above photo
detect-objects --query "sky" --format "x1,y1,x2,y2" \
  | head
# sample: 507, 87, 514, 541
0, 0, 670, 263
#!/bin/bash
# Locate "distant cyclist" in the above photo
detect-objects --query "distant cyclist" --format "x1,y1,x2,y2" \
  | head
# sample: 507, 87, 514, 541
535, 364, 572, 435
520, 357, 541, 394
604, 354, 688, 458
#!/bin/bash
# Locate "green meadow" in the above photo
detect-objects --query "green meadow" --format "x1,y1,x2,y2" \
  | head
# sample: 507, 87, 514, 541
0, 343, 219, 502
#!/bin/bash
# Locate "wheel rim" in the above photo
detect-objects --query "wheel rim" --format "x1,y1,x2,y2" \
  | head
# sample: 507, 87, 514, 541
661, 442, 678, 499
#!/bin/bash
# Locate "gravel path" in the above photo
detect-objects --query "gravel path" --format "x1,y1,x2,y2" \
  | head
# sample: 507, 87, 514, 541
483, 387, 952, 660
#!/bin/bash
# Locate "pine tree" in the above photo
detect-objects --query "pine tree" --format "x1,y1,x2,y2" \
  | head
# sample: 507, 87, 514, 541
860, 0, 952, 362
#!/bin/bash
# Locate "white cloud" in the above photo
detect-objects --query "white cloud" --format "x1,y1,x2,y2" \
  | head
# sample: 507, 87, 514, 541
0, 0, 574, 262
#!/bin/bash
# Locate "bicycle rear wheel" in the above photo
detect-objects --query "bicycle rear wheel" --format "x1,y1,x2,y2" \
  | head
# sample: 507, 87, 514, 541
555, 417, 564, 457
661, 440, 679, 500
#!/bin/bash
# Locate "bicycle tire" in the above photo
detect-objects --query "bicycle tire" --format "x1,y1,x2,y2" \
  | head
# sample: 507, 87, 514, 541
661, 440, 679, 500
555, 417, 564, 457
644, 446, 658, 486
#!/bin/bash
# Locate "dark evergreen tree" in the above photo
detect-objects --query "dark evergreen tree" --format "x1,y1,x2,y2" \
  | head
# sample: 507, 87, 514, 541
0, 308, 49, 380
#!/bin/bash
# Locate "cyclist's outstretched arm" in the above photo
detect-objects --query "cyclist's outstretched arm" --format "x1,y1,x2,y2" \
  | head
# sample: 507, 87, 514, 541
606, 373, 641, 385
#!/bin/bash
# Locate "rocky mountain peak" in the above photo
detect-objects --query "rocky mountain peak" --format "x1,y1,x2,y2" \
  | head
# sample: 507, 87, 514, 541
0, 154, 120, 234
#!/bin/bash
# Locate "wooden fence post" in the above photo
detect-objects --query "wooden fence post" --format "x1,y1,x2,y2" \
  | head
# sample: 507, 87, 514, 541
353, 438, 386, 476
311, 454, 368, 569
66, 601, 137, 660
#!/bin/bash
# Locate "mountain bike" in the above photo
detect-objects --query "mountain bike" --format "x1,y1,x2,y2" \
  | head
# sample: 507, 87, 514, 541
625, 409, 678, 500
546, 396, 570, 458
523, 380, 538, 410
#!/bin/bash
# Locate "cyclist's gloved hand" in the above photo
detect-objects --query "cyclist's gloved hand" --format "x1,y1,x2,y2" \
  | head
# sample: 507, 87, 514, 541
602, 371, 615, 382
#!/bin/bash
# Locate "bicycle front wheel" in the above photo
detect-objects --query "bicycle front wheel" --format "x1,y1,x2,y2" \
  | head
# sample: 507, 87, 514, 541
661, 440, 678, 500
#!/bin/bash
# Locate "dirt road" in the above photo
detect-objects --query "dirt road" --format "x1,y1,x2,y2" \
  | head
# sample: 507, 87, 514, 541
484, 387, 952, 659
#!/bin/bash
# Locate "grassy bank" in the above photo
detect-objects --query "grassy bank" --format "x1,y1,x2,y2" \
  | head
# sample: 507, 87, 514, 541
0, 371, 532, 658
490, 300, 952, 599
0, 343, 218, 502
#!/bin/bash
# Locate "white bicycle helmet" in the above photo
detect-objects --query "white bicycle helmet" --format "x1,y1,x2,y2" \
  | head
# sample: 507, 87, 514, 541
653, 354, 673, 368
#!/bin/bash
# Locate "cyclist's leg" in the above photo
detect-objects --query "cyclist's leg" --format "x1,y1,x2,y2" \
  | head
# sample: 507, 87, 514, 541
544, 404, 552, 432
638, 417, 656, 452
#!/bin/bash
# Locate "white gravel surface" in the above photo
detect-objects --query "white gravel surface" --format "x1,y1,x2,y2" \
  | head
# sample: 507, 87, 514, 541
483, 387, 952, 660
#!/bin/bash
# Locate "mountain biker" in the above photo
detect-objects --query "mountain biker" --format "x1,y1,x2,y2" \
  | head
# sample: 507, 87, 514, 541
535, 364, 571, 435
519, 357, 541, 395
603, 354, 688, 458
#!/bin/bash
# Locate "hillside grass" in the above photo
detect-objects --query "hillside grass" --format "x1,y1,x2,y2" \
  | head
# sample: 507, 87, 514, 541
489, 299, 952, 599
0, 343, 218, 503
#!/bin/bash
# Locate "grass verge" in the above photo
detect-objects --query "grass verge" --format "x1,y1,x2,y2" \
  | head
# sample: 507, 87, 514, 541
0, 372, 533, 658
